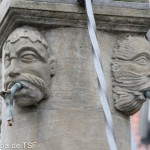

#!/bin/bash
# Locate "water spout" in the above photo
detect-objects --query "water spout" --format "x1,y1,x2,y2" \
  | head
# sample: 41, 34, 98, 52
0, 82, 23, 126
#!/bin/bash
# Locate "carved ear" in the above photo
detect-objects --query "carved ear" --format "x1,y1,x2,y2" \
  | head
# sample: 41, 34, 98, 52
48, 57, 56, 76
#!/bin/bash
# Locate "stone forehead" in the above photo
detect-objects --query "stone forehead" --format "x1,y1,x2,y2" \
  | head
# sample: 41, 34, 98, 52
3, 26, 48, 50
113, 36, 150, 60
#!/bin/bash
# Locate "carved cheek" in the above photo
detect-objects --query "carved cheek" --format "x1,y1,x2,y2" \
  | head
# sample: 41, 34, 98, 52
129, 64, 148, 75
23, 62, 50, 80
120, 62, 144, 74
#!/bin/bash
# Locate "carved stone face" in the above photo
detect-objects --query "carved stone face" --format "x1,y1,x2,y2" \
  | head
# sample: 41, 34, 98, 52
3, 27, 55, 106
112, 36, 150, 115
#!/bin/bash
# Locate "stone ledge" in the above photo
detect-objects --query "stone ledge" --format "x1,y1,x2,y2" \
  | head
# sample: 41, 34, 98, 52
0, 0, 150, 55
113, 0, 148, 2
0, 0, 10, 23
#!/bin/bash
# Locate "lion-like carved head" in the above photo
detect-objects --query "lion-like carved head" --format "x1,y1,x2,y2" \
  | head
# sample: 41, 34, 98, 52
112, 36, 150, 115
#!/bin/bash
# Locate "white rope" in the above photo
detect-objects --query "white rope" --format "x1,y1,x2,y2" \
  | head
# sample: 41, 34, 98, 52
84, 0, 118, 149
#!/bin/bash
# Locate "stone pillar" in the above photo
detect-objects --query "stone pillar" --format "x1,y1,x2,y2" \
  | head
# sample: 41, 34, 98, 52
0, 0, 150, 150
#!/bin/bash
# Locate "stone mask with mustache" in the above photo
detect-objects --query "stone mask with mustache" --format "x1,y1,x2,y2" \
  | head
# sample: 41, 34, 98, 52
112, 36, 150, 115
2, 26, 56, 106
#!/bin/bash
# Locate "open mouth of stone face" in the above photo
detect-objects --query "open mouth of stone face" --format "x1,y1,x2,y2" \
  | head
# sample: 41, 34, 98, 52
5, 81, 29, 91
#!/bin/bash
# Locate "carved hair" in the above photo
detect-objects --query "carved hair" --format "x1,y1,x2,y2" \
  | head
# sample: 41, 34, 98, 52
3, 26, 49, 52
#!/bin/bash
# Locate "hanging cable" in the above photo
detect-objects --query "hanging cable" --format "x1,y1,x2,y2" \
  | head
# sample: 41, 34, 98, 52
78, 0, 118, 149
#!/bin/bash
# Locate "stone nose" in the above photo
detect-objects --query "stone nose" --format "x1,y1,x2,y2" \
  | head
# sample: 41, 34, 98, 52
8, 68, 21, 78
7, 58, 21, 78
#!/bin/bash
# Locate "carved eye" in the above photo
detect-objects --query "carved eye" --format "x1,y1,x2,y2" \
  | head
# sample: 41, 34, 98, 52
21, 54, 37, 61
4, 56, 10, 67
20, 51, 38, 62
134, 56, 148, 65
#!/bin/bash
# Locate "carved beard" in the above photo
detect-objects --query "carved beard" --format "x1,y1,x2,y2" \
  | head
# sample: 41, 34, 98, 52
112, 60, 148, 115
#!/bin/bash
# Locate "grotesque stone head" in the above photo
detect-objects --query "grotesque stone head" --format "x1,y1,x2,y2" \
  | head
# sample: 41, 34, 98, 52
3, 26, 55, 106
112, 36, 150, 115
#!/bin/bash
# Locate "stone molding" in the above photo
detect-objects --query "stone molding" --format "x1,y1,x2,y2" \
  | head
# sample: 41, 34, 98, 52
0, 0, 150, 56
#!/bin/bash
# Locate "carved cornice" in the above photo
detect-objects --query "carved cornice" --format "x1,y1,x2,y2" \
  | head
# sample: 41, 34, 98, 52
0, 0, 150, 55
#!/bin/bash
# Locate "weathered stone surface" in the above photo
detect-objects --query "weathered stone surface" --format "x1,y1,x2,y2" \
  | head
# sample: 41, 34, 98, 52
0, 1, 149, 150
0, 0, 150, 57
0, 59, 2, 122
25, 0, 110, 4
1, 27, 131, 150
0, 0, 150, 54
1, 26, 57, 126
3, 27, 55, 106
114, 0, 149, 2
112, 36, 150, 115
0, 0, 10, 23
26, 0, 150, 4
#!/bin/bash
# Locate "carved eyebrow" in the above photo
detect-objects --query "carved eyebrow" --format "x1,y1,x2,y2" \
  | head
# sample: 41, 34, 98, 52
116, 53, 150, 61
130, 53, 150, 61
16, 47, 46, 63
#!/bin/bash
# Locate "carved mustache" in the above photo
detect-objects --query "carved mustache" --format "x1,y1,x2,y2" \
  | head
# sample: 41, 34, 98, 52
113, 80, 150, 92
113, 72, 150, 91
5, 74, 47, 93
